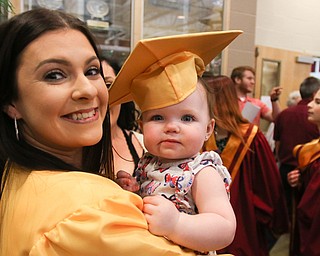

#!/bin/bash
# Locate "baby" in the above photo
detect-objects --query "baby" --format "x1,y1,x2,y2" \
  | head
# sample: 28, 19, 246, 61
109, 31, 241, 254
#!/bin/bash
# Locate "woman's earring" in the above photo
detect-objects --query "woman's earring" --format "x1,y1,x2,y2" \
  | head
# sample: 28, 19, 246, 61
14, 117, 19, 141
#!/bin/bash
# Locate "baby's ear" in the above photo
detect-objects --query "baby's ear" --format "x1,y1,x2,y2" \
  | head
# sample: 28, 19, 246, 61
3, 103, 22, 119
205, 119, 215, 141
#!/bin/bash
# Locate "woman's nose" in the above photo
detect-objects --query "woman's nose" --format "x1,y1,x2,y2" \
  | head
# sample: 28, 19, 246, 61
72, 75, 98, 100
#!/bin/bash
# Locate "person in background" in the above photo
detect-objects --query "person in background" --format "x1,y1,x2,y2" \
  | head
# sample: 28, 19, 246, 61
273, 77, 320, 218
265, 90, 302, 154
202, 75, 289, 256
101, 58, 145, 176
286, 90, 301, 107
111, 31, 241, 255
231, 66, 282, 126
287, 88, 320, 255
0, 8, 197, 256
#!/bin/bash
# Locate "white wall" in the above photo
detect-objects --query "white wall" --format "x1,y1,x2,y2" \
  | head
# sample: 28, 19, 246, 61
256, 0, 320, 57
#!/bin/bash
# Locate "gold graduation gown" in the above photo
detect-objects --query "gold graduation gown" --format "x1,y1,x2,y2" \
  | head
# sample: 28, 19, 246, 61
0, 165, 195, 256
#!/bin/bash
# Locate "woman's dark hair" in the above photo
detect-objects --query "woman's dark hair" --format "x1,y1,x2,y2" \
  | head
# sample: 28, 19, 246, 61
0, 8, 114, 198
101, 56, 141, 132
118, 102, 141, 132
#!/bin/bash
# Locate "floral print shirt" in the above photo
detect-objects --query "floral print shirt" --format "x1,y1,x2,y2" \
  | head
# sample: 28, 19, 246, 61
135, 151, 231, 214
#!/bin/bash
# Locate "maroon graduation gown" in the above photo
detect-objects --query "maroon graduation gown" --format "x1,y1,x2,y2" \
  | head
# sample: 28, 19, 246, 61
291, 139, 320, 255
204, 124, 289, 256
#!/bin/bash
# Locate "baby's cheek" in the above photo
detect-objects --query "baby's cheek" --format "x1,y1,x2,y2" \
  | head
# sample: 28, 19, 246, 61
143, 137, 155, 152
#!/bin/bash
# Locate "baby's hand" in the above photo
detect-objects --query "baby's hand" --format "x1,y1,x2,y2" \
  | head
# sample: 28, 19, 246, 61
143, 195, 180, 237
116, 170, 140, 192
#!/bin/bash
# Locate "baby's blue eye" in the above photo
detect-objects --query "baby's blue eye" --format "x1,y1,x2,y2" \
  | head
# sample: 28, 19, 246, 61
181, 115, 195, 122
151, 115, 163, 121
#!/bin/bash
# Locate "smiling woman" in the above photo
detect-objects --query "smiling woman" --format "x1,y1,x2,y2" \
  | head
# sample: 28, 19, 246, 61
0, 8, 196, 256
12, 29, 108, 162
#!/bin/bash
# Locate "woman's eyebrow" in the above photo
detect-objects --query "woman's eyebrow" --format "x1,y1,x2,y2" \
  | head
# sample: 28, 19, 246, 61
35, 58, 69, 71
35, 56, 99, 71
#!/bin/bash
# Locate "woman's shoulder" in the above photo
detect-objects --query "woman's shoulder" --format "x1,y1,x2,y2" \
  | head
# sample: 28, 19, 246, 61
5, 169, 150, 256
294, 138, 320, 168
30, 170, 118, 189
27, 171, 129, 201
17, 170, 143, 223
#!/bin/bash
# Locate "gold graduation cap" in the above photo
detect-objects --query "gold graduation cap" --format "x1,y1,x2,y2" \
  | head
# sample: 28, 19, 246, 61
109, 30, 242, 112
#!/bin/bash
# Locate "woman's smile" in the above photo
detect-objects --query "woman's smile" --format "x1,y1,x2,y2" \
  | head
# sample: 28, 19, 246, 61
63, 108, 98, 122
